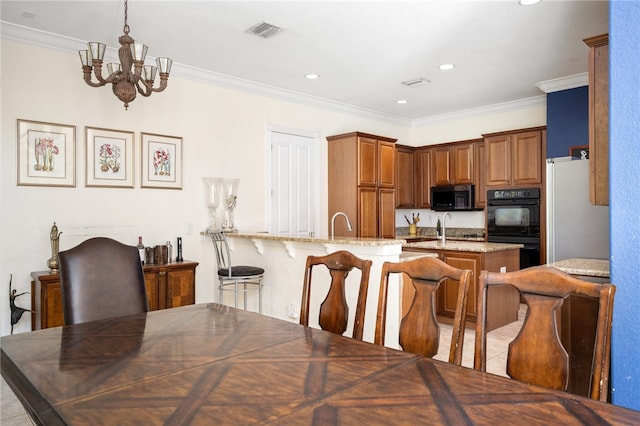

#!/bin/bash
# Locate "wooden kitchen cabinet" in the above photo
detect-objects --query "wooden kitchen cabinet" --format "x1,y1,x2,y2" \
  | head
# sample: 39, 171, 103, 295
484, 127, 546, 188
328, 132, 397, 238
584, 34, 609, 206
395, 144, 415, 208
432, 140, 477, 187
474, 141, 486, 208
432, 145, 453, 186
401, 247, 520, 331
31, 260, 198, 330
415, 147, 433, 208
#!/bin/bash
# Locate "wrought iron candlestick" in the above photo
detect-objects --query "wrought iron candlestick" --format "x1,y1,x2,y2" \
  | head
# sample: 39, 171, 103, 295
47, 222, 62, 273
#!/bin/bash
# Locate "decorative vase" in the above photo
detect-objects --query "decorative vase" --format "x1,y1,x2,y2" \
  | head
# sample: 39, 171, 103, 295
222, 178, 239, 232
204, 177, 223, 231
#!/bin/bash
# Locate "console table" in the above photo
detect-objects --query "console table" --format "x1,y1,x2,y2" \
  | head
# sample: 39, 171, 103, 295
30, 260, 198, 330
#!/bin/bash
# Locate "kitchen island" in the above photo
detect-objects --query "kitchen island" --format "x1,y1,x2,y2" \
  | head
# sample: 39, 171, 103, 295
221, 232, 428, 348
403, 239, 523, 331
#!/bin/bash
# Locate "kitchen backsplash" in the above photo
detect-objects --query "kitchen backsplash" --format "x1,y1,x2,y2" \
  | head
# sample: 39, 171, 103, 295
396, 226, 485, 240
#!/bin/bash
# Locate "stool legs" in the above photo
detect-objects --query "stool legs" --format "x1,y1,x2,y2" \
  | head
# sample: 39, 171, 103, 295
218, 277, 263, 313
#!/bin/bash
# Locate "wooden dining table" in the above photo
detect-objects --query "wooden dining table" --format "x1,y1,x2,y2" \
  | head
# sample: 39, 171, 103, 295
2, 303, 639, 425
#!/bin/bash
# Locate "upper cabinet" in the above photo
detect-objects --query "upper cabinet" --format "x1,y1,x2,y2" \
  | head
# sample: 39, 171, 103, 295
483, 127, 546, 188
584, 33, 609, 206
431, 141, 476, 186
328, 132, 397, 238
415, 147, 433, 209
473, 141, 486, 208
396, 145, 415, 208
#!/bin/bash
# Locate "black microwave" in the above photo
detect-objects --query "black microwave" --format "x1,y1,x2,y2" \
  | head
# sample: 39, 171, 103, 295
431, 184, 476, 211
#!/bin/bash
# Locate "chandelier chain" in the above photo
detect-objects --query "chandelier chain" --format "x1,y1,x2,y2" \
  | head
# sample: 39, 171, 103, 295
123, 0, 130, 35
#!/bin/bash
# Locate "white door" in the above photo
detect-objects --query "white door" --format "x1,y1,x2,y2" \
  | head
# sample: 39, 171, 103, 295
267, 126, 318, 236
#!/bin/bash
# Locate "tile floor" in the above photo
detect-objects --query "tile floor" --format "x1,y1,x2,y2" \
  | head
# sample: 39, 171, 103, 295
1, 305, 525, 424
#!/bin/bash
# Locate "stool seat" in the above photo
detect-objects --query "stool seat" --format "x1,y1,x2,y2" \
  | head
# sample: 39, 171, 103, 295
218, 266, 265, 277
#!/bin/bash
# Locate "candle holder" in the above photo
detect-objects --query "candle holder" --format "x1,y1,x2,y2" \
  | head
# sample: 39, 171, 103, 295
203, 177, 223, 231
222, 178, 239, 232
47, 222, 62, 273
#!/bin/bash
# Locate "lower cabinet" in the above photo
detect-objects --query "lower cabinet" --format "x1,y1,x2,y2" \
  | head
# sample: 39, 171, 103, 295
401, 248, 520, 331
31, 260, 198, 330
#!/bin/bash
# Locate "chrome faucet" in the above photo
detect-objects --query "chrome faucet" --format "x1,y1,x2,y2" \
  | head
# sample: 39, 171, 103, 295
441, 212, 452, 244
331, 211, 353, 239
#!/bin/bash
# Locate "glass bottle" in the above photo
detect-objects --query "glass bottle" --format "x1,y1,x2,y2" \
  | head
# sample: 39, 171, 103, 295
137, 236, 145, 264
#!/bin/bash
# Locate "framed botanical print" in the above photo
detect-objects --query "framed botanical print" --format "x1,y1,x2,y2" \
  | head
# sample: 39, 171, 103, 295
17, 119, 76, 187
85, 127, 134, 188
140, 132, 183, 189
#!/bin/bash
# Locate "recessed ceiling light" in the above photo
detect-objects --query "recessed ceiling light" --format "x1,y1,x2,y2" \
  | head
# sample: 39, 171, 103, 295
439, 63, 455, 71
305, 74, 319, 80
396, 100, 408, 104
519, 0, 541, 5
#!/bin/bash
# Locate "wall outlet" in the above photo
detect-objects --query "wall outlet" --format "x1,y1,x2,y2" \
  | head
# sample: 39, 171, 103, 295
288, 303, 299, 319
500, 266, 507, 273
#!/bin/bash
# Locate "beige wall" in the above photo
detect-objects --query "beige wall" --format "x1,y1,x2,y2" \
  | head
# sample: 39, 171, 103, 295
0, 37, 545, 335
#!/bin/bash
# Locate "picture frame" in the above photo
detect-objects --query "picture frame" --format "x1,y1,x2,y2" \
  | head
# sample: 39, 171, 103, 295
140, 132, 183, 189
17, 119, 76, 187
569, 145, 590, 160
85, 127, 135, 188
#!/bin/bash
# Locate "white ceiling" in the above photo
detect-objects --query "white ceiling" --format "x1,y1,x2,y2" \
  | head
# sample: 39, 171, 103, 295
0, 0, 608, 121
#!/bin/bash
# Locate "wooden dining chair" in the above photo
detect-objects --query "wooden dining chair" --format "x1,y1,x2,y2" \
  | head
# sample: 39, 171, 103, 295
374, 256, 472, 365
300, 250, 372, 340
58, 237, 149, 325
474, 266, 615, 402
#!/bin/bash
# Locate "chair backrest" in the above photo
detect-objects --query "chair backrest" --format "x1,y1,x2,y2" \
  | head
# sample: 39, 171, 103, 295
473, 266, 615, 402
208, 230, 232, 277
300, 250, 373, 340
374, 256, 471, 365
58, 237, 149, 325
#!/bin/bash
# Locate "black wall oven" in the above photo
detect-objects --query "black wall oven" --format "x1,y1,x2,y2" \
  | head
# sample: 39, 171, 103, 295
487, 188, 541, 269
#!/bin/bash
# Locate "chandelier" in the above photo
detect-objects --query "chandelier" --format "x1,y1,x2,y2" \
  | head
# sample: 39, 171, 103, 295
78, 0, 172, 109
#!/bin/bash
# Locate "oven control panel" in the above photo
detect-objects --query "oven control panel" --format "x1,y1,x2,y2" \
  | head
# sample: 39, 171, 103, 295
489, 188, 540, 200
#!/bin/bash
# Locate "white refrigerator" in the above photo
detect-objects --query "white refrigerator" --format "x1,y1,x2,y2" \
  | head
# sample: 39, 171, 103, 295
546, 157, 610, 263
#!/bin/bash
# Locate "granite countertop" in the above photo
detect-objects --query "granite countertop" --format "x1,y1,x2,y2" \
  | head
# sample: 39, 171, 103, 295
548, 258, 610, 278
399, 251, 439, 261
403, 240, 524, 253
225, 232, 406, 246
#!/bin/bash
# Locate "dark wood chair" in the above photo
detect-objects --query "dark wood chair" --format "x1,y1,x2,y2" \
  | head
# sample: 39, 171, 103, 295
300, 250, 372, 340
58, 237, 149, 325
374, 256, 471, 365
474, 266, 615, 402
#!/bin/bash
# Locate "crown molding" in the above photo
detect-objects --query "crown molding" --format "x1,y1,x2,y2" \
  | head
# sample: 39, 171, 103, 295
411, 95, 547, 126
535, 73, 588, 93
1, 21, 555, 126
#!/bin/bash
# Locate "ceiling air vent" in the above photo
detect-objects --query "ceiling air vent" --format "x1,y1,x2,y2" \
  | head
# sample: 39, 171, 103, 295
401, 78, 431, 88
245, 21, 284, 39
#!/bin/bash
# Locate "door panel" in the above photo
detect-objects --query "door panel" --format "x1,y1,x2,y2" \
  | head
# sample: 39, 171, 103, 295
269, 129, 317, 236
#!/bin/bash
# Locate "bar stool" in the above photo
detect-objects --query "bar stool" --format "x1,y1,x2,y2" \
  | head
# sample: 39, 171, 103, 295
207, 230, 265, 313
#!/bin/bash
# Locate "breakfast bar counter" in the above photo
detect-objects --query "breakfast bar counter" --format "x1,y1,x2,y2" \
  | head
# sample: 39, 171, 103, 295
222, 232, 407, 347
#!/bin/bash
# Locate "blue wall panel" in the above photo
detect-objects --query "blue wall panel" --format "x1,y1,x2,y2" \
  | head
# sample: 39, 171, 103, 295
546, 86, 588, 159
610, 0, 640, 411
